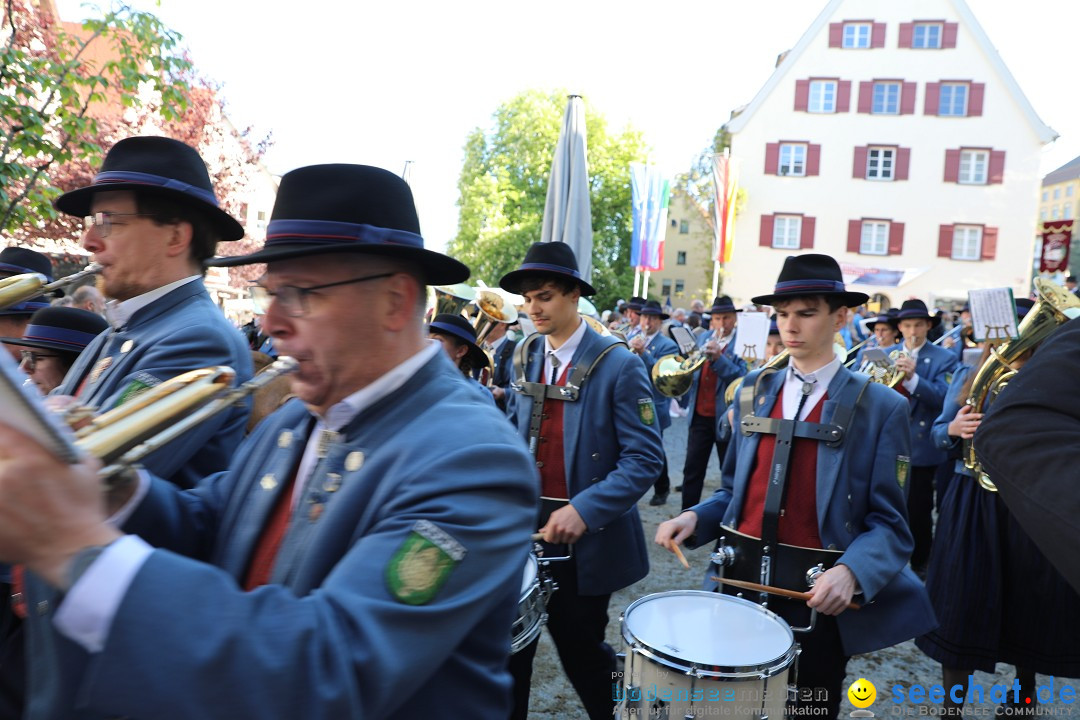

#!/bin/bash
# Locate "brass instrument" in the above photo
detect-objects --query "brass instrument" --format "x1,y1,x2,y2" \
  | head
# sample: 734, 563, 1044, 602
723, 349, 789, 406
428, 283, 475, 319
966, 279, 1080, 491
472, 288, 517, 345
652, 349, 708, 398
0, 263, 103, 311
855, 349, 908, 388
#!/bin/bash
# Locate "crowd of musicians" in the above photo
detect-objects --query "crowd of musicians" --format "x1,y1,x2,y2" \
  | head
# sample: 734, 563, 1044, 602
0, 135, 1077, 720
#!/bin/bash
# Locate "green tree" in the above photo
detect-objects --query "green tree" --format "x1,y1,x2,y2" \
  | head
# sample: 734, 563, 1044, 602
449, 89, 648, 312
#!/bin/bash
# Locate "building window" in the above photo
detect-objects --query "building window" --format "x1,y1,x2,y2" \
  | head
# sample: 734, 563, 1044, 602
912, 23, 942, 48
872, 82, 901, 114
661, 279, 672, 296
1043, 191, 1050, 202
674, 280, 685, 295
1067, 205, 1075, 220
257, 210, 267, 221
1054, 187, 1061, 200
676, 251, 687, 265
952, 226, 982, 260
670, 218, 677, 228
860, 221, 889, 255
1041, 208, 1048, 221
772, 215, 802, 249
866, 148, 895, 180
843, 22, 872, 48
958, 150, 989, 185
679, 220, 689, 234
939, 83, 968, 116
779, 144, 806, 176
1052, 206, 1060, 220
808, 80, 837, 113
1069, 186, 1075, 197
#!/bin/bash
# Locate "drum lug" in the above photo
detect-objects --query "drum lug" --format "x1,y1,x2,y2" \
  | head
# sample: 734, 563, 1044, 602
710, 543, 736, 567
805, 562, 826, 588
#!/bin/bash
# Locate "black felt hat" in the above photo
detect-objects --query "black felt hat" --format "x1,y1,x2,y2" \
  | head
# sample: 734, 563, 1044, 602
751, 254, 869, 307
54, 136, 244, 241
0, 247, 53, 281
625, 296, 646, 312
1016, 298, 1035, 320
208, 164, 468, 285
896, 299, 940, 328
428, 313, 488, 369
866, 308, 900, 330
499, 242, 596, 296
639, 299, 669, 320
709, 295, 740, 314
0, 306, 107, 353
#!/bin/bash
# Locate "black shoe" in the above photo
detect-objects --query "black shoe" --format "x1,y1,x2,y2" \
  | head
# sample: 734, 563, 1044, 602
674, 485, 683, 491
649, 494, 668, 506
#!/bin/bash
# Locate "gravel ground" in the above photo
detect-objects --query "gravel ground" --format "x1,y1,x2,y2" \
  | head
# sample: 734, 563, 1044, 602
524, 413, 1075, 718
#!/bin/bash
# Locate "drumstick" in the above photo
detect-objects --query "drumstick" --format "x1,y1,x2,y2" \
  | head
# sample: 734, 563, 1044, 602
712, 576, 862, 611
531, 532, 545, 541
669, 541, 690, 569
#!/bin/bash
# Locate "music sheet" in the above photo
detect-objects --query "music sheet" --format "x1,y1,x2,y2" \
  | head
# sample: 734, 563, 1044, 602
968, 288, 1018, 342
0, 347, 82, 463
735, 312, 770, 365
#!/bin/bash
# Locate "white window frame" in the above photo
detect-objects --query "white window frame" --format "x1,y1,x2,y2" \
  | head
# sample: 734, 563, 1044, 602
939, 83, 968, 116
842, 23, 872, 48
952, 225, 982, 261
1042, 191, 1049, 202
866, 147, 896, 181
1052, 206, 1060, 220
674, 279, 685, 295
676, 250, 687, 265
1054, 187, 1061, 200
871, 82, 901, 114
1068, 186, 1075, 197
808, 80, 837, 113
860, 221, 889, 255
772, 216, 802, 249
1067, 205, 1074, 221
912, 23, 942, 49
1041, 208, 1048, 221
778, 144, 807, 177
958, 150, 989, 185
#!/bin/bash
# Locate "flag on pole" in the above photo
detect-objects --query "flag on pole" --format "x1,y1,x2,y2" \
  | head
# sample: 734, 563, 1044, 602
630, 164, 668, 271
712, 154, 739, 263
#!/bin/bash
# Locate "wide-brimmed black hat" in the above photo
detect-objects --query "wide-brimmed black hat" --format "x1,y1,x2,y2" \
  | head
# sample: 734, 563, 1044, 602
1016, 298, 1035, 320
625, 296, 646, 312
896, 299, 940, 328
866, 308, 900, 330
0, 306, 107, 353
499, 241, 596, 296
208, 164, 467, 285
428, 313, 488, 369
709, 295, 741, 314
0, 247, 53, 281
639, 299, 669, 320
54, 136, 244, 241
769, 318, 780, 335
751, 254, 869, 307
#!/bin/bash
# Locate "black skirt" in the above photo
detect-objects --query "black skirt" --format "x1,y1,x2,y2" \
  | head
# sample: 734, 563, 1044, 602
916, 470, 1080, 676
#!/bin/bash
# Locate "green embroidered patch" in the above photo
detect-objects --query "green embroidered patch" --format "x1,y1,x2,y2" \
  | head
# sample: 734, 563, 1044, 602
896, 455, 911, 490
116, 379, 154, 406
637, 398, 656, 426
386, 520, 465, 605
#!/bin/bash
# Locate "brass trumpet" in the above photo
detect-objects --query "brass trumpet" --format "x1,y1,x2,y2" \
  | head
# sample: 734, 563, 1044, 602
0, 263, 103, 311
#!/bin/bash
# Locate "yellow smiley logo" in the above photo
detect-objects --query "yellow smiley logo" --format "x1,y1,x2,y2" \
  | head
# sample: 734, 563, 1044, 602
847, 678, 876, 709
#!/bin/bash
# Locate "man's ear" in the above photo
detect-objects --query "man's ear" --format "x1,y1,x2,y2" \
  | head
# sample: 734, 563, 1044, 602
164, 221, 194, 259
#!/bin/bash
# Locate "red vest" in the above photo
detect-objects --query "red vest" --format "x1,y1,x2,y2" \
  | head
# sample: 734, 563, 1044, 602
537, 365, 571, 499
737, 387, 824, 548
244, 462, 301, 590
696, 361, 718, 417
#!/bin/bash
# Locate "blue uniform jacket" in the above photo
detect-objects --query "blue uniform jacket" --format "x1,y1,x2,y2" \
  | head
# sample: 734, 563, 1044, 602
687, 366, 936, 656
54, 278, 253, 489
491, 335, 516, 390
682, 330, 748, 426
635, 331, 679, 431
27, 350, 537, 720
930, 365, 976, 478
901, 342, 959, 466
507, 324, 664, 595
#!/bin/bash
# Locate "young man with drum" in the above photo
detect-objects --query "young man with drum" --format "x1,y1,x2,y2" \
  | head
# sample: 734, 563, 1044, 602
657, 254, 935, 719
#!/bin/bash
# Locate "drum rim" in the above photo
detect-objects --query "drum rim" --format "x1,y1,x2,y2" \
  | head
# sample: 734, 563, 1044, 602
620, 590, 797, 679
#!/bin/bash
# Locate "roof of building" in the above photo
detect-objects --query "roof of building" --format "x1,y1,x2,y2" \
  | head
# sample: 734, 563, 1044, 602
1043, 155, 1080, 186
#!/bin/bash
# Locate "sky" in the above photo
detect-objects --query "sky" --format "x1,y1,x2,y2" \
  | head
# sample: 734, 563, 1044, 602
56, 0, 1080, 255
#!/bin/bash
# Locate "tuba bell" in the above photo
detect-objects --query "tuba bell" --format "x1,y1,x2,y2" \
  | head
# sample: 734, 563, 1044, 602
427, 283, 475, 321
0, 263, 103, 311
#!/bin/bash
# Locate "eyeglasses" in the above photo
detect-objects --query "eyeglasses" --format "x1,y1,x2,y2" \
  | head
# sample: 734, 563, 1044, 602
83, 211, 157, 238
249, 272, 395, 318
19, 350, 60, 372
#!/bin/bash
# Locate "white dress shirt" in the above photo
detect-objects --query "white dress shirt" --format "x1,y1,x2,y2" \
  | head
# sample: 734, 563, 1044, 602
543, 317, 586, 384
104, 275, 201, 330
782, 354, 842, 421
901, 340, 925, 394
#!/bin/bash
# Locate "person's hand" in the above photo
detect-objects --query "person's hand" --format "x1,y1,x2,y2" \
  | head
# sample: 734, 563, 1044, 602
0, 424, 120, 588
894, 354, 916, 380
490, 386, 505, 402
947, 404, 983, 439
806, 564, 857, 616
655, 511, 698, 552
43, 394, 78, 412
942, 337, 956, 349
629, 336, 646, 354
540, 504, 588, 544
704, 339, 721, 360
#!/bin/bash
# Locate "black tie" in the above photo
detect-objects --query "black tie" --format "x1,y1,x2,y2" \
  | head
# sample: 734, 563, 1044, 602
792, 370, 816, 420
549, 354, 561, 385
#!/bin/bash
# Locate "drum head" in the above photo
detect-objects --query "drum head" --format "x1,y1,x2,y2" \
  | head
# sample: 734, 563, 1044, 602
624, 591, 793, 671
520, 554, 538, 595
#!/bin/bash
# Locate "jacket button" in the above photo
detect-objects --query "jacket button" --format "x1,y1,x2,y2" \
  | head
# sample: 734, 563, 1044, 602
845, 522, 854, 533
536, 461, 544, 468
36, 600, 49, 616
827, 544, 837, 550
847, 493, 852, 503
592, 453, 600, 460
591, 477, 599, 483
919, 420, 926, 427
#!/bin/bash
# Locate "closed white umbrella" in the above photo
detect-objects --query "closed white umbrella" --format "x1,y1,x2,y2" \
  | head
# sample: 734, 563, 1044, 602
540, 94, 593, 284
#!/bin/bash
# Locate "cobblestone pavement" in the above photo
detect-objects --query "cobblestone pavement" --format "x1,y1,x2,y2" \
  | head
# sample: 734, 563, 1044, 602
524, 413, 1073, 718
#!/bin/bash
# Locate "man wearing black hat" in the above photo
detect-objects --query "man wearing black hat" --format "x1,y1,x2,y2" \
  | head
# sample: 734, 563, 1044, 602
0, 247, 55, 362
1, 306, 109, 394
428, 312, 496, 405
853, 308, 901, 366
657, 254, 934, 719
623, 295, 645, 338
501, 241, 663, 720
0, 164, 537, 719
629, 299, 679, 505
678, 295, 747, 511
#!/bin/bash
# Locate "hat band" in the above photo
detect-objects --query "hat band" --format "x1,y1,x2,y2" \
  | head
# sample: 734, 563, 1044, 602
0, 262, 51, 281
265, 220, 424, 250
896, 310, 931, 319
4, 300, 49, 313
94, 171, 220, 207
711, 304, 736, 313
773, 279, 848, 294
517, 262, 583, 280
21, 324, 99, 349
429, 320, 478, 347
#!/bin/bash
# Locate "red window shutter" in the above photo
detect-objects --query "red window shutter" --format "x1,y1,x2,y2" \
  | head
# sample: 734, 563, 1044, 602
925, 82, 940, 115
795, 79, 810, 111
981, 227, 998, 260
901, 82, 917, 114
968, 82, 985, 116
872, 22, 886, 48
942, 22, 959, 48
944, 149, 961, 183
896, 147, 911, 180
806, 144, 821, 177
829, 23, 843, 48
837, 80, 852, 112
848, 220, 862, 253
938, 225, 954, 258
801, 216, 816, 249
858, 81, 874, 113
988, 150, 1006, 184
898, 22, 913, 48
765, 143, 780, 175
888, 222, 905, 255
853, 146, 868, 179
760, 215, 775, 247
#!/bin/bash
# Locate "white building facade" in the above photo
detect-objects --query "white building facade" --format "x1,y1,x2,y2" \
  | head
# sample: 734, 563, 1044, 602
722, 0, 1056, 308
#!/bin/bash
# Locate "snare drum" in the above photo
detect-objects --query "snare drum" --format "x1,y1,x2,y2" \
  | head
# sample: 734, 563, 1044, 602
511, 554, 552, 654
616, 591, 797, 719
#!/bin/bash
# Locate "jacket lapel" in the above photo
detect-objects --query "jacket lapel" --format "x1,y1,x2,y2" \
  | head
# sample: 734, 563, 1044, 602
562, 328, 601, 475
815, 368, 854, 525
729, 370, 781, 524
